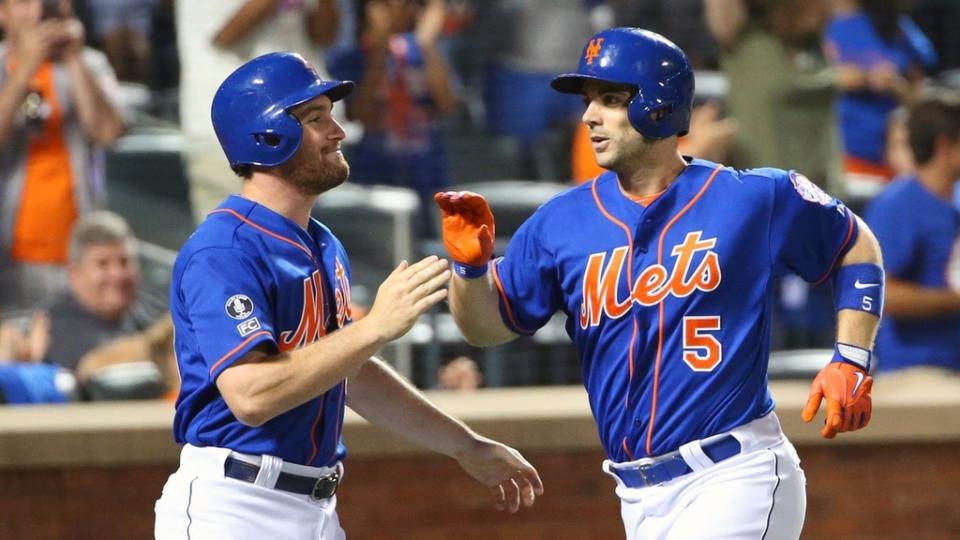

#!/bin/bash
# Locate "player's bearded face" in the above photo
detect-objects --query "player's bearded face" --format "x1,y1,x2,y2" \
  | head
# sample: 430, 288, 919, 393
280, 96, 350, 196
279, 140, 349, 196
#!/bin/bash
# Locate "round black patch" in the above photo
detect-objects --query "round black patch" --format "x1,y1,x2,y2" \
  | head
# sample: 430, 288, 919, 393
225, 294, 254, 320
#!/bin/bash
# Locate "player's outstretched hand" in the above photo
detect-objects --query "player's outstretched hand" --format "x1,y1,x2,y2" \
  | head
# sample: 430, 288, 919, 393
455, 434, 544, 513
434, 191, 495, 267
801, 362, 873, 439
366, 255, 450, 342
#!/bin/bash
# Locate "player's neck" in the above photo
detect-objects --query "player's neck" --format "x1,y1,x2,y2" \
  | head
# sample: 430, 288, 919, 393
916, 162, 956, 202
241, 175, 315, 229
617, 149, 687, 196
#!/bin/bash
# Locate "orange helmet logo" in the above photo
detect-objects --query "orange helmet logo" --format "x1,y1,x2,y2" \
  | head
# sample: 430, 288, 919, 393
584, 38, 604, 65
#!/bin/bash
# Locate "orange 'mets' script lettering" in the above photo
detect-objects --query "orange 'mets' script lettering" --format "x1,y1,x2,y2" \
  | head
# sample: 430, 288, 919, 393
579, 231, 722, 328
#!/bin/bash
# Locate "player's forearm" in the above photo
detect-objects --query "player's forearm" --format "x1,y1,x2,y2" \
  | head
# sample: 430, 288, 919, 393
217, 319, 389, 426
835, 309, 879, 351
449, 274, 517, 346
884, 278, 960, 319
347, 356, 480, 458
835, 217, 883, 349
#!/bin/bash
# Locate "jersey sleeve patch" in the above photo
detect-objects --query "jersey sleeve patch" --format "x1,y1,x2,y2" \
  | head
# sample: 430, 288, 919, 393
225, 294, 255, 320
789, 171, 833, 206
770, 169, 859, 282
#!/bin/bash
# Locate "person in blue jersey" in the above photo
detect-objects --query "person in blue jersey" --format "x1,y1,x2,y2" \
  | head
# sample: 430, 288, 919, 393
154, 52, 543, 540
435, 28, 883, 539
825, 0, 938, 197
864, 91, 960, 375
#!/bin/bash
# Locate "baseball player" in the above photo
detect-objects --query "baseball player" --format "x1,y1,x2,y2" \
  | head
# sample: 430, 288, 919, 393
154, 52, 542, 540
436, 28, 882, 539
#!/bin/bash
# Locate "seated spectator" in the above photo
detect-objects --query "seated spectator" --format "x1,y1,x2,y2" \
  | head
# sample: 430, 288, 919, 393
826, 0, 938, 199
863, 90, 960, 374
329, 0, 458, 237
0, 0, 127, 315
437, 355, 482, 391
42, 211, 176, 398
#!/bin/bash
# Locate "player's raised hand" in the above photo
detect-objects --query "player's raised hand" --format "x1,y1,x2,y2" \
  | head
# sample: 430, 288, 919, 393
366, 255, 450, 342
801, 362, 873, 439
434, 191, 495, 267
454, 434, 544, 513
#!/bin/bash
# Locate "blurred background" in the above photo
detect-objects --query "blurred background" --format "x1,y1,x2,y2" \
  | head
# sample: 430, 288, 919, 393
1, 0, 959, 538
4, 0, 959, 397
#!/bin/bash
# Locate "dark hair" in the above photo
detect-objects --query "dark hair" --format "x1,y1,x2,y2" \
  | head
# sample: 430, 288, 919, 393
860, 0, 907, 44
232, 164, 254, 179
907, 91, 960, 165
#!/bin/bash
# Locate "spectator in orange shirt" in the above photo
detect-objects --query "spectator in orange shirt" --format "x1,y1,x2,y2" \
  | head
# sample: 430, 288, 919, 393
0, 0, 126, 316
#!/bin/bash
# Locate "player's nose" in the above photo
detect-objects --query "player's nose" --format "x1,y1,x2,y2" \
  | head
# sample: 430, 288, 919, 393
327, 118, 346, 142
582, 101, 601, 127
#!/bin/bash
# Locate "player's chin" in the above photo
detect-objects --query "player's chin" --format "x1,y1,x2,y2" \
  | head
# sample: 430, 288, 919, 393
594, 153, 615, 169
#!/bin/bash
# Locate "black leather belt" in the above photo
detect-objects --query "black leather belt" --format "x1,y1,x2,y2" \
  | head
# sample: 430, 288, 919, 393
611, 434, 742, 488
224, 456, 340, 500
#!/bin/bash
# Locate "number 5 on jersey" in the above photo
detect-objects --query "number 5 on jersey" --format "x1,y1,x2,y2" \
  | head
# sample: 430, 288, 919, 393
682, 316, 722, 371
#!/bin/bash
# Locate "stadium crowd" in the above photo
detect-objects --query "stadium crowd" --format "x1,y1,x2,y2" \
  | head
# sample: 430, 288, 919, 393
2, 0, 959, 403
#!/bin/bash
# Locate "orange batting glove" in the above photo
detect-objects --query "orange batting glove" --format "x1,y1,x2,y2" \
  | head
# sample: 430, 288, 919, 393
801, 362, 873, 439
434, 191, 495, 268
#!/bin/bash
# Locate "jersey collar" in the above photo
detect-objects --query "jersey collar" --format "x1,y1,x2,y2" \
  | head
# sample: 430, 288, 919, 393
216, 195, 323, 254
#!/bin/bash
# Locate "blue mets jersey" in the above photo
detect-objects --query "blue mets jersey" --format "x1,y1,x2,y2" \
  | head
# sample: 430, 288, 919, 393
170, 195, 354, 467
864, 177, 960, 372
491, 158, 857, 461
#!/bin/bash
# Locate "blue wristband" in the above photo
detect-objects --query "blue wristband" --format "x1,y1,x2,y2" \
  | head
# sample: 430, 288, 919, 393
832, 342, 872, 372
832, 263, 884, 316
453, 261, 488, 279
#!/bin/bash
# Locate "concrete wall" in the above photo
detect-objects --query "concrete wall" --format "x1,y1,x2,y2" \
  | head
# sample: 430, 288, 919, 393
2, 380, 959, 539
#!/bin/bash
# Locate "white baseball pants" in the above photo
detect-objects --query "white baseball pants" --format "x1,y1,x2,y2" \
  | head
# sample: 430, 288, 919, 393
155, 444, 346, 540
604, 412, 807, 540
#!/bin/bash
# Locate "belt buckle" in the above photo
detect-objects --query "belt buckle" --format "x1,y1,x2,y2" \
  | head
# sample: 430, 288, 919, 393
636, 463, 655, 487
637, 460, 672, 487
310, 471, 339, 501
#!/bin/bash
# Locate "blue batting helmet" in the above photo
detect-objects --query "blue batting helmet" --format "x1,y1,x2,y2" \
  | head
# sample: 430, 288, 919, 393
551, 28, 694, 140
211, 52, 354, 168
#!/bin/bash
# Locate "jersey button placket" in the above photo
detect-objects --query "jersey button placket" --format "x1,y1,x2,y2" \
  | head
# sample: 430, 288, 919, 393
635, 215, 655, 254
